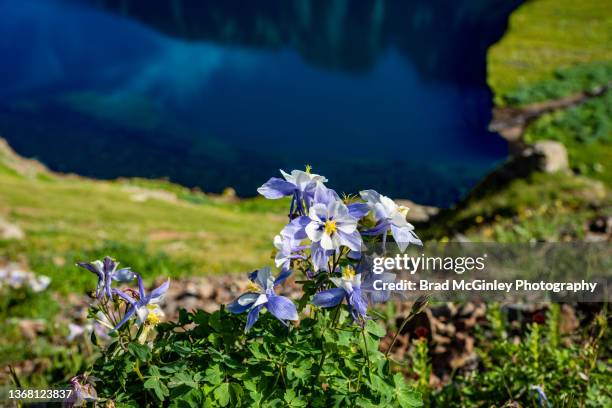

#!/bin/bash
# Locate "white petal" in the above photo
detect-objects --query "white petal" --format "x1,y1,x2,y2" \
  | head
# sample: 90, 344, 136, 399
380, 195, 398, 215
352, 273, 362, 289
280, 169, 295, 184
329, 200, 347, 219
92, 260, 104, 273
238, 292, 259, 306
136, 307, 149, 325
320, 233, 336, 250
253, 293, 268, 307
390, 211, 410, 228
273, 235, 283, 250
309, 203, 327, 222
336, 219, 357, 233
275, 253, 288, 268
294, 171, 311, 190
305, 222, 324, 242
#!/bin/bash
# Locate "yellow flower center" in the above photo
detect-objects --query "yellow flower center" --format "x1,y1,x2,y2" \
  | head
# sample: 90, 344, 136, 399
343, 266, 356, 281
246, 281, 261, 293
397, 206, 410, 218
324, 220, 337, 235
305, 164, 312, 174
146, 304, 161, 325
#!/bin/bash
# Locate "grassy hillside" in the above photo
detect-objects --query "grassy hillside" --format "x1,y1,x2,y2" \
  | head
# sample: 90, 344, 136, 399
488, 0, 612, 105
0, 139, 286, 295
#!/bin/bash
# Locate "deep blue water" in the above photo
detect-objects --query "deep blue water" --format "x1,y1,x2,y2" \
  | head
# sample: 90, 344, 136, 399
0, 0, 522, 206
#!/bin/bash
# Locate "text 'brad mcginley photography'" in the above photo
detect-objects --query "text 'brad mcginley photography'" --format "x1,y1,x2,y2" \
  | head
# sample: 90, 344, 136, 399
366, 245, 609, 302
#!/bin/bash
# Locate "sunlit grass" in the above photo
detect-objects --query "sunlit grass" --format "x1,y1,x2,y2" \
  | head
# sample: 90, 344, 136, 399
0, 162, 287, 294
524, 91, 612, 185
488, 0, 612, 105
421, 172, 606, 242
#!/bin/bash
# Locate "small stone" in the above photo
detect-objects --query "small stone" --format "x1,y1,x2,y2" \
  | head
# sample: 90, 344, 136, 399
222, 187, 236, 197
395, 200, 439, 223
16, 319, 46, 340
0, 218, 25, 240
532, 140, 569, 173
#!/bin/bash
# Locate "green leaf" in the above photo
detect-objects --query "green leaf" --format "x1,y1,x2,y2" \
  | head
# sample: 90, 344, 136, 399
169, 371, 199, 389
209, 312, 224, 332
128, 342, 151, 361
393, 374, 422, 407
248, 342, 266, 359
204, 365, 224, 386
169, 388, 203, 408
144, 375, 169, 402
214, 383, 230, 407
284, 389, 308, 407
90, 329, 98, 346
371, 374, 394, 396
229, 383, 244, 406
366, 320, 386, 338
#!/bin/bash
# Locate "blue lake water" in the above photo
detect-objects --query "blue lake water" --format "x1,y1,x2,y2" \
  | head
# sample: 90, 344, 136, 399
0, 0, 523, 206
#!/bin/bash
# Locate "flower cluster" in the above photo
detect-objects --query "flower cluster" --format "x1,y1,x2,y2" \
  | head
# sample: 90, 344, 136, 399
229, 168, 421, 329
0, 262, 51, 293
77, 256, 169, 337
66, 374, 98, 407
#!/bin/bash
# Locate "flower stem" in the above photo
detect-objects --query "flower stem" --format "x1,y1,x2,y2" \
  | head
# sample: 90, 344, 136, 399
312, 305, 342, 390
134, 360, 145, 381
384, 314, 415, 358
361, 327, 372, 383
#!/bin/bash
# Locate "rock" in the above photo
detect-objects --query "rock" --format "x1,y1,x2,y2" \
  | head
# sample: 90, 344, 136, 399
0, 218, 25, 240
395, 200, 439, 223
560, 304, 580, 334
222, 187, 237, 198
16, 319, 46, 340
198, 280, 214, 298
461, 140, 572, 203
532, 140, 569, 173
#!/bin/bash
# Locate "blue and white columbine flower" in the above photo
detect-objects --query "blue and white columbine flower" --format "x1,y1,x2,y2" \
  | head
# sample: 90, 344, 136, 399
257, 168, 327, 216
312, 266, 369, 322
227, 267, 298, 331
273, 232, 306, 272
67, 374, 98, 408
305, 199, 362, 252
358, 255, 398, 304
112, 276, 169, 330
360, 190, 422, 252
77, 257, 136, 300
280, 184, 365, 272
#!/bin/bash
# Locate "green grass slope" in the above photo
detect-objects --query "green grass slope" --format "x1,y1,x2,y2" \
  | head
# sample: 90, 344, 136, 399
0, 139, 286, 294
488, 0, 612, 105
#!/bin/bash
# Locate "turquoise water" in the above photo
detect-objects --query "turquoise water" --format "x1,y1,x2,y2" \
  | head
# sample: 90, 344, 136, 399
0, 0, 522, 206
